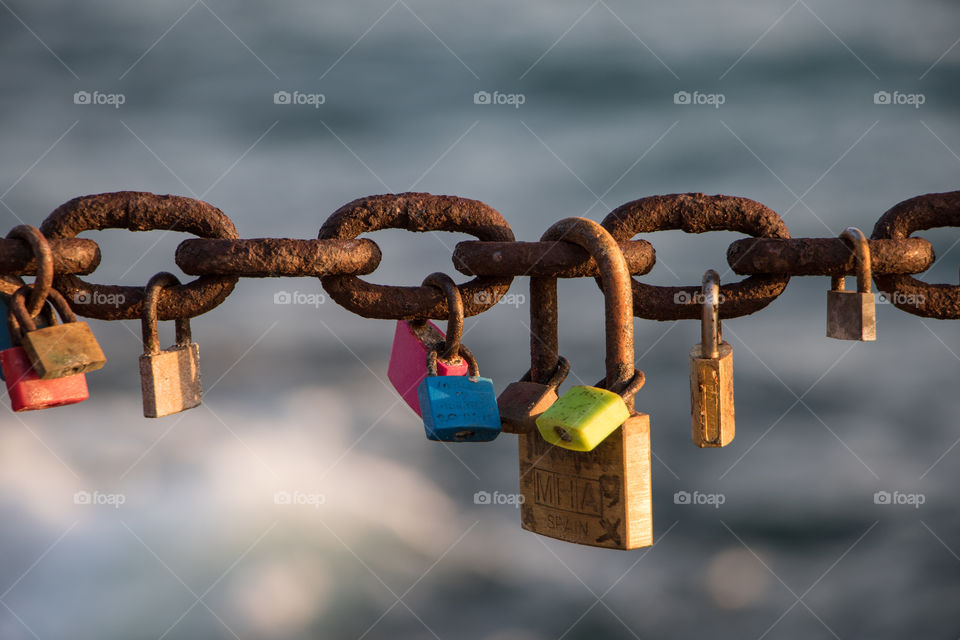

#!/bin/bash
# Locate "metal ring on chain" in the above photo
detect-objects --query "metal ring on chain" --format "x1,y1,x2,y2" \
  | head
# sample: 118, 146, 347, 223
318, 193, 515, 319
601, 193, 791, 320
39, 192, 239, 321
5, 225, 53, 317
871, 191, 960, 319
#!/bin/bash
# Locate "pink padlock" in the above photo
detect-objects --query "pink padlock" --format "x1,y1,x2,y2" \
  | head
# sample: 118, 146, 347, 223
388, 319, 468, 415
388, 273, 474, 416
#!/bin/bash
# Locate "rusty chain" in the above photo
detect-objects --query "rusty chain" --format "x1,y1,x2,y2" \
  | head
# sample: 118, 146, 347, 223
0, 189, 956, 321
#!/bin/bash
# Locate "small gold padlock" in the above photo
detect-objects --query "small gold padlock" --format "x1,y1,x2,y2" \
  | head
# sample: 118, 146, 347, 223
10, 285, 106, 380
139, 272, 202, 418
498, 356, 570, 434
826, 227, 876, 341
689, 270, 734, 448
516, 217, 652, 550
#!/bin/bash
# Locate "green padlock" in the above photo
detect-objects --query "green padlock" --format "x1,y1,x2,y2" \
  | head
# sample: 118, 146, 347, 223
536, 371, 645, 452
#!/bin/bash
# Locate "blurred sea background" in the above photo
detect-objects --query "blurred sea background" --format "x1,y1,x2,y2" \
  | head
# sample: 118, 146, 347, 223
2, 1, 960, 638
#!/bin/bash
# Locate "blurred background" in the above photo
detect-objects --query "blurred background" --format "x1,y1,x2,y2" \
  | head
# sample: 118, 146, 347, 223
2, 0, 959, 638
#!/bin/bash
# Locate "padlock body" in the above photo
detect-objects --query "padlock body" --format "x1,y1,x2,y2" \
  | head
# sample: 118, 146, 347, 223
417, 375, 501, 442
139, 343, 202, 418
388, 320, 469, 416
519, 413, 652, 549
497, 381, 558, 434
826, 290, 876, 341
22, 321, 107, 379
689, 342, 735, 448
0, 346, 88, 411
536, 386, 630, 452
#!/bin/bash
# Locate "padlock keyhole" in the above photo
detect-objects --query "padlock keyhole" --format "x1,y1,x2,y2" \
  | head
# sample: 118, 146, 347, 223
554, 426, 572, 442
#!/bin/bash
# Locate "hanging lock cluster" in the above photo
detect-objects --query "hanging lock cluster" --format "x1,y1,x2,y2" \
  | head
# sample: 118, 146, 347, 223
1, 188, 956, 552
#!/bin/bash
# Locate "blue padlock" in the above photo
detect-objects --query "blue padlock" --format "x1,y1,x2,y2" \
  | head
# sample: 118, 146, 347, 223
417, 346, 501, 442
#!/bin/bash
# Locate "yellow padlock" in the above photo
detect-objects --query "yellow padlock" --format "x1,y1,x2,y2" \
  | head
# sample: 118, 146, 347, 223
536, 374, 643, 451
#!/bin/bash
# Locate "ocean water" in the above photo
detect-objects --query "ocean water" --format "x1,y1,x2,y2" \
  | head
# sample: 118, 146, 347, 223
2, 1, 960, 638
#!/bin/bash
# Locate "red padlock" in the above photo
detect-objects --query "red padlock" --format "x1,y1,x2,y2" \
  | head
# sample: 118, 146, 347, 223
2, 288, 89, 411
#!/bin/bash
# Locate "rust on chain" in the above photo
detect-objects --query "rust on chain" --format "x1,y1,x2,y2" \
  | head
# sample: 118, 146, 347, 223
0, 238, 100, 276
871, 191, 960, 318
318, 192, 514, 319
537, 218, 635, 408
727, 237, 934, 276
39, 192, 239, 321
176, 238, 382, 277
601, 193, 791, 321
452, 239, 655, 278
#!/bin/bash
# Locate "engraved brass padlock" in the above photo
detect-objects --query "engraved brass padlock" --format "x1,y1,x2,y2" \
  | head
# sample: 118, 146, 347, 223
498, 356, 569, 434
139, 272, 202, 418
826, 227, 876, 341
517, 217, 652, 550
689, 269, 735, 448
10, 282, 106, 379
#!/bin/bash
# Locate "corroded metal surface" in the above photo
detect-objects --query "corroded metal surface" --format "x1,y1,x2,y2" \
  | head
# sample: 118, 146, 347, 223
871, 191, 960, 319
0, 238, 99, 276
176, 238, 381, 277
453, 240, 655, 277
601, 193, 791, 321
318, 192, 515, 319
727, 237, 933, 276
40, 192, 238, 320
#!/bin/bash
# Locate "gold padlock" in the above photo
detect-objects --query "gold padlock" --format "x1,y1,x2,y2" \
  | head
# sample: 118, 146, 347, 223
10, 285, 106, 379
516, 217, 652, 550
826, 227, 876, 341
139, 272, 202, 418
498, 356, 569, 434
689, 270, 735, 448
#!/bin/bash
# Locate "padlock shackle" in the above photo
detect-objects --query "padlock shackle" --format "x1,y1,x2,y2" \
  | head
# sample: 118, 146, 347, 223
426, 344, 479, 377
839, 227, 872, 294
9, 285, 76, 338
142, 272, 192, 355
593, 368, 646, 399
701, 270, 721, 359
519, 355, 570, 390
420, 272, 463, 361
6, 226, 54, 317
536, 218, 636, 408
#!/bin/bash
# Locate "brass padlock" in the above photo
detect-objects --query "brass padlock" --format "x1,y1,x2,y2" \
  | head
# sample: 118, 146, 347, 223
826, 227, 876, 341
10, 285, 106, 379
139, 272, 202, 418
517, 217, 652, 550
498, 356, 569, 434
689, 270, 735, 448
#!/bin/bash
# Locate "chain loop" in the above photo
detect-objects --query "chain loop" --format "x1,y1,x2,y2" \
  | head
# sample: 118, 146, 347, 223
318, 193, 514, 319
871, 191, 960, 318
601, 193, 791, 320
39, 192, 239, 320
